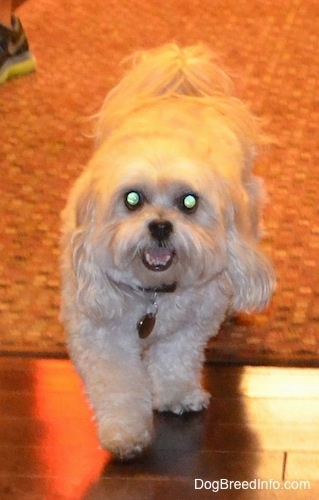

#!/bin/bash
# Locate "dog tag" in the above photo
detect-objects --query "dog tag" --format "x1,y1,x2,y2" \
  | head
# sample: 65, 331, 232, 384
137, 313, 156, 339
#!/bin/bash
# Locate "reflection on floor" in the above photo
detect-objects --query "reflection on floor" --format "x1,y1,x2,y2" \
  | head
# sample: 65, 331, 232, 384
0, 357, 318, 499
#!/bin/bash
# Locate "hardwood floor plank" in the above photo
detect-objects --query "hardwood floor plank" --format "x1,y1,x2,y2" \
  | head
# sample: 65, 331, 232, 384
0, 391, 91, 419
0, 476, 52, 500
242, 399, 319, 425
285, 452, 319, 481
204, 366, 319, 399
206, 423, 319, 452
0, 443, 107, 479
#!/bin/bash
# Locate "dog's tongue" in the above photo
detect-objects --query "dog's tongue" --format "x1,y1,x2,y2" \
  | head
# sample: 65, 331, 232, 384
143, 248, 175, 271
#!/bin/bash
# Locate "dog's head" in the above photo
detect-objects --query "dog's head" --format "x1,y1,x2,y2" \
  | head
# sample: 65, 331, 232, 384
64, 104, 274, 316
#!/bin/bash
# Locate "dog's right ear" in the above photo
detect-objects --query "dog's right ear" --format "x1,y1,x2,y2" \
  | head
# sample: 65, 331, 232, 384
75, 189, 96, 234
61, 173, 106, 322
67, 171, 96, 230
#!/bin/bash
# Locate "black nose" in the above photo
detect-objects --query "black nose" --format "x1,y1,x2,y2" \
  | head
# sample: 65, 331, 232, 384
148, 220, 173, 241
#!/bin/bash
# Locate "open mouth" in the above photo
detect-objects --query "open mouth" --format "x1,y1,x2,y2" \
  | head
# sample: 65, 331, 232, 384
142, 247, 176, 272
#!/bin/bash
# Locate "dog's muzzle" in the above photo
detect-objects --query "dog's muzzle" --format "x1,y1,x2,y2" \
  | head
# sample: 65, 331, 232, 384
142, 220, 175, 271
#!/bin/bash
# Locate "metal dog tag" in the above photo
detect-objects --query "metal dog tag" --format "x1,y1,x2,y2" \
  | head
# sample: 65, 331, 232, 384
137, 313, 156, 339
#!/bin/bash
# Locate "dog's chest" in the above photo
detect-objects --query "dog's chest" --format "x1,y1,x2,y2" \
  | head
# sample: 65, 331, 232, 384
132, 284, 228, 341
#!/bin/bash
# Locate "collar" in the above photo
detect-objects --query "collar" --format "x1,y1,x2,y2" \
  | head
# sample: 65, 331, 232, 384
138, 282, 177, 294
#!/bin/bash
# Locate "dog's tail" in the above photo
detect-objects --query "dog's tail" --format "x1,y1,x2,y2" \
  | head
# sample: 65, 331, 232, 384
94, 44, 240, 144
115, 43, 233, 99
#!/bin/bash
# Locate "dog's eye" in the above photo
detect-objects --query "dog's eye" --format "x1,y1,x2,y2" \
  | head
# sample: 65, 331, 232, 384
178, 193, 198, 213
124, 191, 143, 210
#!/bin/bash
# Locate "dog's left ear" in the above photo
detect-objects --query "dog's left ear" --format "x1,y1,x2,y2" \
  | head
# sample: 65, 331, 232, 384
224, 186, 275, 313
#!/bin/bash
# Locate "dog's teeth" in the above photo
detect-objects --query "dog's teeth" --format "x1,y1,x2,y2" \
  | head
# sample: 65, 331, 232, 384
146, 253, 171, 266
143, 248, 175, 270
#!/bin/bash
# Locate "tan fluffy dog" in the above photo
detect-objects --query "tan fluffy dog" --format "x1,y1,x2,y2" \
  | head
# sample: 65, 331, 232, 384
60, 44, 275, 460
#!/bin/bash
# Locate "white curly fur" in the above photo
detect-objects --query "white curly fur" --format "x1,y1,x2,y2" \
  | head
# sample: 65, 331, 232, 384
60, 43, 275, 460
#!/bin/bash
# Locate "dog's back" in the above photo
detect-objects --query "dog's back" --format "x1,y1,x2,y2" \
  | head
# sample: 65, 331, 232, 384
95, 44, 256, 148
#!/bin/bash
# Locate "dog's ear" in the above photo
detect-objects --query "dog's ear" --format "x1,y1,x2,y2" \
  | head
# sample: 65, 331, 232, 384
74, 182, 96, 229
70, 182, 96, 291
61, 174, 107, 322
224, 186, 275, 313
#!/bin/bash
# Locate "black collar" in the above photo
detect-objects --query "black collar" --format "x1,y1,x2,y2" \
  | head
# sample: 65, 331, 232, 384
138, 282, 177, 294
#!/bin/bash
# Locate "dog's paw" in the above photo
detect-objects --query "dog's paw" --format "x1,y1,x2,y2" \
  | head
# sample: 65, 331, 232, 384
154, 388, 211, 415
98, 418, 153, 461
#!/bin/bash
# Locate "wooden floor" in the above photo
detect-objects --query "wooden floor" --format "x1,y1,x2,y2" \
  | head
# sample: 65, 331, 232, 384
0, 358, 318, 499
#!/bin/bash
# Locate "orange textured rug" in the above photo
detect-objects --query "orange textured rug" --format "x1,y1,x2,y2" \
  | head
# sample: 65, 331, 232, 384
1, 0, 318, 365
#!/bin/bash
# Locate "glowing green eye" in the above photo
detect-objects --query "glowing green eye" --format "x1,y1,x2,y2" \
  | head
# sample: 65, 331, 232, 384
125, 191, 142, 209
183, 194, 198, 211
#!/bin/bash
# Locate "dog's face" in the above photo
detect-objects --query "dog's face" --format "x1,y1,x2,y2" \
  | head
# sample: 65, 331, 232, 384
77, 133, 234, 294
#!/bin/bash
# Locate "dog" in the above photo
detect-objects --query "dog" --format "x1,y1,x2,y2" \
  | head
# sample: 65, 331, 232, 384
60, 44, 275, 460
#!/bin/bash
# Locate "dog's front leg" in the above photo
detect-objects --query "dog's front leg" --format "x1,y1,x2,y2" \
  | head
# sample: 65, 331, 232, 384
144, 329, 211, 415
69, 329, 153, 460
